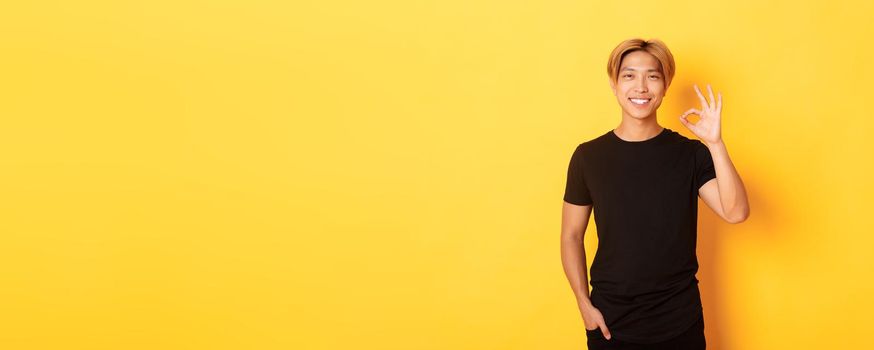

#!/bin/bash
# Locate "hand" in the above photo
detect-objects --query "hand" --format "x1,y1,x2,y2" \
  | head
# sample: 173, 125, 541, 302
679, 84, 722, 146
579, 302, 612, 340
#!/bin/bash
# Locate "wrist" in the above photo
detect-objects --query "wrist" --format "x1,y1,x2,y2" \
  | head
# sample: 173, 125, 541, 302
704, 139, 725, 149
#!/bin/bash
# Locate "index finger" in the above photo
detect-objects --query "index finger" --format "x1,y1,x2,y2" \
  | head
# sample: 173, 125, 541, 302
693, 84, 710, 110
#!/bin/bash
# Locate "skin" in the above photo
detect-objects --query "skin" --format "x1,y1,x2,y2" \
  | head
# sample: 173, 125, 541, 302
560, 50, 750, 341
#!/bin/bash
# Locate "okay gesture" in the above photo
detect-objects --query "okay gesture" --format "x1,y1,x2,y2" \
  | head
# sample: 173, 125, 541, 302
679, 84, 722, 145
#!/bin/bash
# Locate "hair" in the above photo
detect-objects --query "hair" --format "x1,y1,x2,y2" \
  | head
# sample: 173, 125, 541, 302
607, 38, 676, 90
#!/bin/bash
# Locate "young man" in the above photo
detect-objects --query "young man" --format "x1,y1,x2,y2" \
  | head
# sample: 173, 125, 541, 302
560, 38, 750, 349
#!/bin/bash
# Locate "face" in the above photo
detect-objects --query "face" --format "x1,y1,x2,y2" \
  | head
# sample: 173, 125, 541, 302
610, 50, 667, 120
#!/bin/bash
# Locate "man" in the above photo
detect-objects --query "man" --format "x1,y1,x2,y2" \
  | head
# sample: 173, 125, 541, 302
560, 38, 750, 349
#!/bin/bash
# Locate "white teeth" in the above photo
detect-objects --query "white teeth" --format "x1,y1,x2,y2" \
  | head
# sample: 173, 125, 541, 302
630, 98, 650, 105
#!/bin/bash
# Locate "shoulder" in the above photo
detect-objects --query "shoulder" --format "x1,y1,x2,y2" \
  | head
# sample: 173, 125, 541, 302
576, 130, 613, 152
664, 128, 706, 150
568, 132, 608, 164
667, 130, 712, 164
664, 127, 694, 143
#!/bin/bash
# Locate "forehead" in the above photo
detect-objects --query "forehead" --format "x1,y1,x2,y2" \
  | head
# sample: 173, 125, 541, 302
620, 51, 661, 72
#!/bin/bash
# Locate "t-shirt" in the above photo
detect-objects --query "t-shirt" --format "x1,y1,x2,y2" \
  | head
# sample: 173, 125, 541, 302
563, 127, 717, 344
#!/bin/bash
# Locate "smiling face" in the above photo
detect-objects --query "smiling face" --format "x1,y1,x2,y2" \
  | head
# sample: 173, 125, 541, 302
610, 50, 667, 121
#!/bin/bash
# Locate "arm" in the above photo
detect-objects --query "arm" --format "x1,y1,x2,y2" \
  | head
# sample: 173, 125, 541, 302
680, 83, 750, 224
698, 140, 750, 223
560, 201, 593, 307
560, 201, 612, 339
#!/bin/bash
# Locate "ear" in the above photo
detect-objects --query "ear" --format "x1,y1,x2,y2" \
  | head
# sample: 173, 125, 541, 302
609, 79, 616, 96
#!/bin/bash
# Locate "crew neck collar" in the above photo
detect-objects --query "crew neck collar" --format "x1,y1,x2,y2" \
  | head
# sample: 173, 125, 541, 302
609, 127, 668, 144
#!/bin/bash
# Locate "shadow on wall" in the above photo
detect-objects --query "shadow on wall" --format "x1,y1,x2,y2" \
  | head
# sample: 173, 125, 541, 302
669, 59, 778, 348
693, 144, 775, 350
697, 175, 777, 350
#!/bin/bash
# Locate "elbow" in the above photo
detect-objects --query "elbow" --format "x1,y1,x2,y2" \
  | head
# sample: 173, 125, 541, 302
561, 231, 585, 242
726, 216, 746, 224
725, 207, 750, 224
560, 226, 586, 242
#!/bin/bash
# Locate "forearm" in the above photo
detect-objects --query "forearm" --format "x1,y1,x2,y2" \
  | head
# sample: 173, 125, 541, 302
560, 234, 593, 307
705, 140, 750, 222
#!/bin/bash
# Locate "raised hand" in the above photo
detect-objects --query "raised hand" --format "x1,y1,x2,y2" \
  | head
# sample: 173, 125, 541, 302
679, 84, 722, 145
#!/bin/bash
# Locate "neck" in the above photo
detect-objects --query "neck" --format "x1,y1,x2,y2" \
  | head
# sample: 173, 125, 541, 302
614, 114, 663, 141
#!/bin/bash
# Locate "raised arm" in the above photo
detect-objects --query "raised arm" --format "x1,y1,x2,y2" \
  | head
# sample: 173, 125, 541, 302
698, 141, 750, 223
680, 84, 750, 223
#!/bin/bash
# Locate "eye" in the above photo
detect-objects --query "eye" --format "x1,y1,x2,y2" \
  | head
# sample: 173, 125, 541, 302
650, 75, 660, 79
623, 74, 633, 78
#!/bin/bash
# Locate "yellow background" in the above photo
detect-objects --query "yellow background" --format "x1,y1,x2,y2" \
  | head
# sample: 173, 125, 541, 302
1, 1, 872, 349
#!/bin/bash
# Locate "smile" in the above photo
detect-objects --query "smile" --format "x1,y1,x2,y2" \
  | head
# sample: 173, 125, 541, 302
629, 98, 651, 106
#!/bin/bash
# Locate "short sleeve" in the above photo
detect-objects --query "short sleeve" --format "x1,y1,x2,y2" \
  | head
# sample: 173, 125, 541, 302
693, 141, 717, 190
563, 144, 593, 205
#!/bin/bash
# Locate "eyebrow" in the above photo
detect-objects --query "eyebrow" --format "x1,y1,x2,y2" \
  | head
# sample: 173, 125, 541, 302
621, 67, 661, 72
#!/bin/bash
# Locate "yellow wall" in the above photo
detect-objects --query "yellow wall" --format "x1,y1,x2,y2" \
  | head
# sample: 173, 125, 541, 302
1, 1, 872, 349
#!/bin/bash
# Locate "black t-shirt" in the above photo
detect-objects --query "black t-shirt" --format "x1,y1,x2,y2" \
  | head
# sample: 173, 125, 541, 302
563, 127, 717, 344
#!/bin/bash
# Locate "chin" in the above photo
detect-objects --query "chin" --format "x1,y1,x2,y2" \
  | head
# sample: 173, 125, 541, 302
625, 109, 654, 119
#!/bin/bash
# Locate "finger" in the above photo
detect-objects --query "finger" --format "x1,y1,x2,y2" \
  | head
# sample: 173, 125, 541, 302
707, 84, 716, 110
601, 323, 612, 340
717, 92, 722, 114
681, 108, 701, 118
694, 84, 709, 110
679, 112, 699, 131
679, 114, 696, 131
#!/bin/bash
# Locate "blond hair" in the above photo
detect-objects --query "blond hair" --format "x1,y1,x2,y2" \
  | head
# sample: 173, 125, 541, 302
607, 38, 676, 90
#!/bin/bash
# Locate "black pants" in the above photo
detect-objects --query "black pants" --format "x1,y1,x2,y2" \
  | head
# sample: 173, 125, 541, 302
586, 316, 705, 350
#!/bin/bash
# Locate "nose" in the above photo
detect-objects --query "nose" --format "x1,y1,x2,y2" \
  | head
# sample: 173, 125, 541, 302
636, 76, 648, 92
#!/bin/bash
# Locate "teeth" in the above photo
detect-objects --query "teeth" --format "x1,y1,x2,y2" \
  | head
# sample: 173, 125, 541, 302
630, 98, 650, 105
